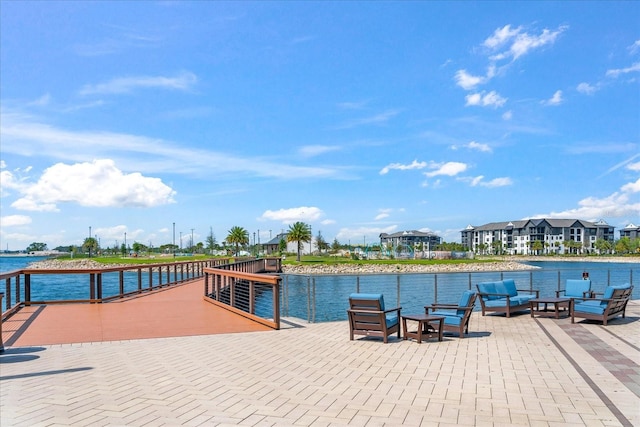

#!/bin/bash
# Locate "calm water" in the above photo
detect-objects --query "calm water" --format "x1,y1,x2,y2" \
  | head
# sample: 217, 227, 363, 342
2, 257, 638, 322
0, 256, 49, 273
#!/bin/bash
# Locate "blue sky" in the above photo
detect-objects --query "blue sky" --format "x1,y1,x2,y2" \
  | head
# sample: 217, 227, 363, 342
1, 1, 639, 251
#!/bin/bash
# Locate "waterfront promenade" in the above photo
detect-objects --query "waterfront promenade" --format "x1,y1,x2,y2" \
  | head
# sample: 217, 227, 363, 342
1, 278, 639, 426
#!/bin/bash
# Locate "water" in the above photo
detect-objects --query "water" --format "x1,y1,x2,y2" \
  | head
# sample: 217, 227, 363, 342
0, 256, 49, 273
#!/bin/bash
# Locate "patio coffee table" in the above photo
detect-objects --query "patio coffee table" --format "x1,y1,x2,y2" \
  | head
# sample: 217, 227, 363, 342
401, 314, 445, 343
529, 297, 572, 319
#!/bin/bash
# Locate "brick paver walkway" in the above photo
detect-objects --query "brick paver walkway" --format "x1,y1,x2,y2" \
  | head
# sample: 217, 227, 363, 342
1, 292, 638, 425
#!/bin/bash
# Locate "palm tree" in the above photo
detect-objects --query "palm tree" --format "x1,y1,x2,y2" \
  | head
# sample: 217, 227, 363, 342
287, 221, 311, 261
82, 237, 99, 257
226, 226, 249, 256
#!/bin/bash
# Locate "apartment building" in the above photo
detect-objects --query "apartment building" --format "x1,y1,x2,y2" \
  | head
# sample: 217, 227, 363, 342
379, 230, 442, 249
619, 223, 640, 240
461, 218, 616, 255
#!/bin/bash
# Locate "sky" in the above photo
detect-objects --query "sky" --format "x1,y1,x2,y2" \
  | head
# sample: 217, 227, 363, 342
1, 1, 639, 252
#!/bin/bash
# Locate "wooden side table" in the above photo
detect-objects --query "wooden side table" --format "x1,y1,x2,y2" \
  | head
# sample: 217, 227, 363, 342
529, 297, 572, 319
401, 314, 445, 343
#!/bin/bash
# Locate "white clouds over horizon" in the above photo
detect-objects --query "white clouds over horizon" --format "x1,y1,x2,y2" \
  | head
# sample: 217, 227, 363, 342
6, 159, 176, 212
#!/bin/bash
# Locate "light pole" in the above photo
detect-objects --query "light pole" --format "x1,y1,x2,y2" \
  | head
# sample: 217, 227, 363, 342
172, 222, 176, 259
180, 232, 183, 251
191, 228, 194, 253
124, 232, 127, 257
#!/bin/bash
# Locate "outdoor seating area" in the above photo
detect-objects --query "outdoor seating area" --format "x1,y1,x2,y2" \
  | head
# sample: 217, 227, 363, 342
348, 280, 634, 345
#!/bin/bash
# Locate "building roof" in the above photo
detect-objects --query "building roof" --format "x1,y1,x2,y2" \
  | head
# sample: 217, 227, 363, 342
462, 218, 611, 232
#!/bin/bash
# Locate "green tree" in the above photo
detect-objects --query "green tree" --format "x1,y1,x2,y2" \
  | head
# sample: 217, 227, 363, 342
476, 243, 488, 255
615, 237, 631, 254
331, 238, 341, 252
315, 231, 329, 254
82, 237, 99, 257
226, 226, 249, 256
491, 240, 503, 255
206, 227, 217, 253
278, 238, 287, 254
132, 242, 147, 254
594, 238, 612, 255
26, 242, 48, 252
287, 221, 311, 261
532, 240, 543, 255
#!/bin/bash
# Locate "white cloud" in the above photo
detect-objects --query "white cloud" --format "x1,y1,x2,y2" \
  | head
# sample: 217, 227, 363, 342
454, 70, 485, 90
28, 93, 52, 107
450, 141, 492, 152
467, 141, 492, 152
335, 225, 397, 242
480, 177, 513, 187
630, 40, 640, 55
487, 25, 567, 62
10, 159, 176, 211
298, 145, 342, 158
425, 162, 468, 177
483, 24, 522, 49
502, 110, 513, 120
1, 214, 32, 227
0, 111, 348, 180
577, 82, 598, 95
621, 178, 640, 193
380, 159, 427, 175
627, 162, 640, 172
465, 91, 507, 108
462, 176, 513, 188
335, 109, 400, 129
258, 206, 325, 224
374, 208, 393, 221
79, 71, 198, 95
606, 62, 640, 78
544, 90, 563, 106
534, 180, 640, 219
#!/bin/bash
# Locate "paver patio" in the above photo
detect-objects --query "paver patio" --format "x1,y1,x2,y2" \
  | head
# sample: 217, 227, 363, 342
1, 279, 638, 426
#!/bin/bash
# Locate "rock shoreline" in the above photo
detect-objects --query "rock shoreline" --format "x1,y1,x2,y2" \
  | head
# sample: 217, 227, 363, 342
281, 261, 537, 275
26, 256, 638, 275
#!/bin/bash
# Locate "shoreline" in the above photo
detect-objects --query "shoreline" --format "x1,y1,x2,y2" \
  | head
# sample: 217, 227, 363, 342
19, 255, 640, 275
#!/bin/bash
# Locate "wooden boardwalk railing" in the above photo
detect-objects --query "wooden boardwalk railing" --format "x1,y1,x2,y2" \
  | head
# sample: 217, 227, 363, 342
204, 258, 282, 329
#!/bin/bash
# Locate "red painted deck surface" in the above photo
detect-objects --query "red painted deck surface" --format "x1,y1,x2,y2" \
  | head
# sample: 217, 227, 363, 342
2, 278, 270, 347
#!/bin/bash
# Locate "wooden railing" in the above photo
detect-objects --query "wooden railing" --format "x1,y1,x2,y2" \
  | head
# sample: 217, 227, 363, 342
0, 258, 235, 317
203, 258, 282, 329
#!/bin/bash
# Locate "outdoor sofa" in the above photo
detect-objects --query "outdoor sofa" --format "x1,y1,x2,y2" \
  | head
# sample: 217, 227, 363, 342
476, 279, 539, 317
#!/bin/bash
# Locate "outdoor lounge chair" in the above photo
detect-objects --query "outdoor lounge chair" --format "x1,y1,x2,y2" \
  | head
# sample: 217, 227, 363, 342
347, 293, 401, 343
556, 279, 592, 299
572, 284, 633, 326
425, 290, 476, 338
